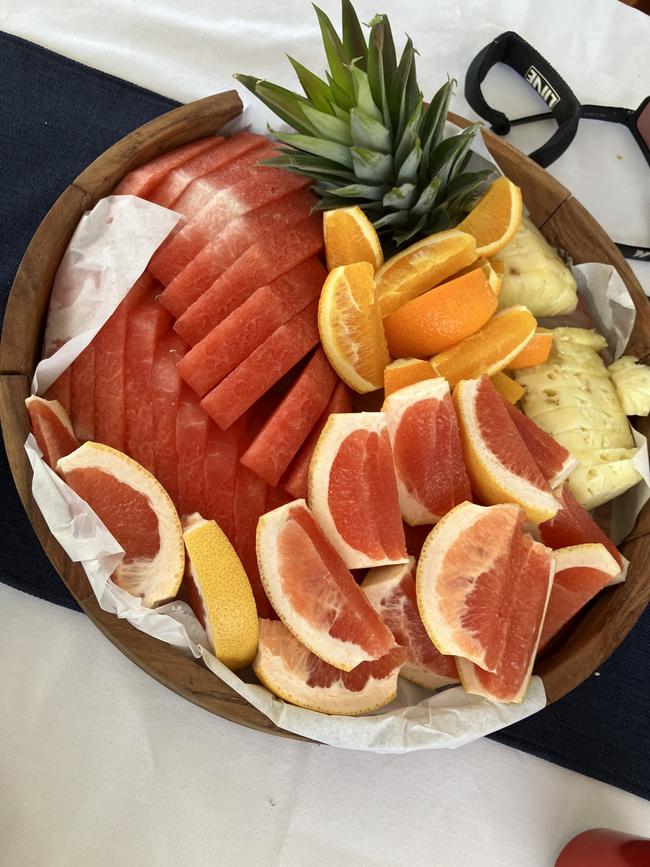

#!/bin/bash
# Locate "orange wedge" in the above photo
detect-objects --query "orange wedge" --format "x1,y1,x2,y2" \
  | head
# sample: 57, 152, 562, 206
506, 329, 553, 370
323, 205, 384, 271
450, 259, 502, 296
383, 358, 435, 396
431, 306, 537, 387
318, 262, 390, 393
383, 267, 499, 358
457, 177, 523, 257
375, 229, 477, 316
490, 371, 526, 404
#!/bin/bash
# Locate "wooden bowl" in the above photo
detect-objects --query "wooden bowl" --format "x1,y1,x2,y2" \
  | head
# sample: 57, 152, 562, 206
2, 92, 649, 743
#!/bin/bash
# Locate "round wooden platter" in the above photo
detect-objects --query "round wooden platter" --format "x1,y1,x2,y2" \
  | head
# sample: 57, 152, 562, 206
1, 93, 649, 744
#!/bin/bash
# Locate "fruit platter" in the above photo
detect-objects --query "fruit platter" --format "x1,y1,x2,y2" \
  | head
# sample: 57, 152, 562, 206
2, 3, 650, 746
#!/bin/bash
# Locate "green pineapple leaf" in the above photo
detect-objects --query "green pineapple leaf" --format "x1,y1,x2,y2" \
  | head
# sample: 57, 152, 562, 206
350, 147, 393, 183
234, 76, 317, 136
302, 104, 353, 145
270, 128, 353, 167
313, 4, 355, 106
287, 56, 334, 115
341, 0, 368, 69
349, 108, 392, 153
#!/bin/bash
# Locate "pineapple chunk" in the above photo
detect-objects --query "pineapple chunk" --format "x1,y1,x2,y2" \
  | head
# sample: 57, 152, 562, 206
574, 447, 639, 467
531, 405, 633, 440
492, 217, 578, 316
515, 366, 611, 393
567, 461, 642, 510
522, 384, 622, 419
550, 341, 610, 376
608, 356, 650, 416
556, 429, 637, 452
553, 327, 608, 351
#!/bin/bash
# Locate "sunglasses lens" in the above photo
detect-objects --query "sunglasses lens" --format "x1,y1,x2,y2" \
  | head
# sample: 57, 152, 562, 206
636, 100, 650, 150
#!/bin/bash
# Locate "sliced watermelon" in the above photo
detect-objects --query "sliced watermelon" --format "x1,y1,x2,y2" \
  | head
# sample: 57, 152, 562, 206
203, 419, 242, 543
240, 348, 338, 487
177, 258, 326, 397
200, 299, 320, 430
284, 381, 354, 500
43, 366, 72, 416
158, 188, 318, 319
503, 400, 578, 488
176, 386, 210, 517
152, 331, 186, 504
26, 396, 79, 468
112, 136, 219, 198
70, 342, 95, 441
174, 216, 323, 346
124, 295, 172, 471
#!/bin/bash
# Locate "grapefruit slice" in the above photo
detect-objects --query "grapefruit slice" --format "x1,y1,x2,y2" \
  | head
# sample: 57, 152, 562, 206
308, 413, 408, 569
57, 442, 184, 607
26, 396, 79, 468
256, 500, 398, 670
453, 375, 559, 523
361, 558, 459, 689
113, 136, 220, 198
70, 343, 95, 441
539, 543, 621, 651
254, 619, 406, 715
383, 379, 472, 525
503, 400, 578, 489
182, 514, 258, 670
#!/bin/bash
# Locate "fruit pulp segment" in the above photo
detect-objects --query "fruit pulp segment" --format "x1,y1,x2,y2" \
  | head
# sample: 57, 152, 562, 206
200, 299, 320, 430
173, 216, 323, 346
70, 343, 95, 441
158, 188, 318, 318
203, 420, 241, 544
176, 388, 210, 517
151, 332, 186, 505
113, 136, 219, 198
503, 399, 576, 486
240, 348, 338, 487
539, 563, 614, 650
26, 398, 79, 469
177, 257, 326, 397
43, 366, 72, 415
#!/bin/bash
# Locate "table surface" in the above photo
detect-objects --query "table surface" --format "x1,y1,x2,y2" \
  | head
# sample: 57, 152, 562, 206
2, 1, 650, 865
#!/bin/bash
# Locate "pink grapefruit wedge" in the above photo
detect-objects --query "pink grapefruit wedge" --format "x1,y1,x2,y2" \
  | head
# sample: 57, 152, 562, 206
26, 396, 79, 468
503, 400, 578, 488
308, 413, 408, 569
256, 500, 398, 671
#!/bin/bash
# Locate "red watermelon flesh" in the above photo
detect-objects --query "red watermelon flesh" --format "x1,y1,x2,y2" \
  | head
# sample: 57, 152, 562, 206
174, 216, 323, 346
43, 366, 72, 416
124, 294, 172, 472
200, 299, 320, 430
26, 396, 79, 468
93, 274, 154, 451
266, 485, 294, 512
176, 386, 210, 517
70, 342, 95, 441
240, 348, 338, 487
177, 257, 326, 397
158, 188, 318, 319
538, 485, 624, 572
203, 418, 242, 543
503, 399, 578, 488
152, 331, 186, 504
147, 132, 265, 208
112, 136, 219, 198
284, 381, 354, 500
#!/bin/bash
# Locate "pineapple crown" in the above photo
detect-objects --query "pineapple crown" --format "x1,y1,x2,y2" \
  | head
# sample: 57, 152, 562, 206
234, 1, 493, 250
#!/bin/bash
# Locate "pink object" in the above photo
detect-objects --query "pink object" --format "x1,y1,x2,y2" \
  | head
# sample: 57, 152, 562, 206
177, 257, 326, 397
44, 367, 72, 417
176, 386, 209, 517
174, 216, 323, 346
203, 419, 241, 542
112, 136, 219, 198
151, 331, 186, 504
69, 343, 95, 441
555, 829, 650, 867
240, 348, 338, 487
199, 299, 320, 430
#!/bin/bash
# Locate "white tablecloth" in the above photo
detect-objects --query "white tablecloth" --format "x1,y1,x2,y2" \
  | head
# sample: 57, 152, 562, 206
2, 1, 650, 864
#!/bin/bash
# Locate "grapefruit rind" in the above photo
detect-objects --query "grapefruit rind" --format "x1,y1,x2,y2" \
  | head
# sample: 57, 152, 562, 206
57, 441, 184, 608
454, 378, 559, 523
253, 619, 402, 715
308, 412, 409, 569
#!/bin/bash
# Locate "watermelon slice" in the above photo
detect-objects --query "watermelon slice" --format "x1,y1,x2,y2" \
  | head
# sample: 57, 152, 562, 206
44, 367, 72, 416
284, 381, 354, 500
200, 299, 320, 430
174, 216, 323, 346
70, 343, 95, 441
203, 419, 242, 543
240, 348, 338, 487
124, 295, 172, 471
147, 132, 264, 208
152, 331, 186, 504
26, 396, 79, 468
503, 400, 578, 488
176, 386, 210, 517
177, 258, 326, 397
112, 136, 219, 198
158, 188, 318, 319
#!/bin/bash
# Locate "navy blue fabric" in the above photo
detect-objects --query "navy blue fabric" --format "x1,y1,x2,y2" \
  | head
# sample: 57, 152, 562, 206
1, 31, 648, 800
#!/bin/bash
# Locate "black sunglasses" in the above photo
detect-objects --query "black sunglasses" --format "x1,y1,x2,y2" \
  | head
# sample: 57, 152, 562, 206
465, 31, 650, 262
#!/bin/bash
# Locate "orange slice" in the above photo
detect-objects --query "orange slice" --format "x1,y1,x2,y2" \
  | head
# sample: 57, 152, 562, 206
318, 262, 390, 393
182, 514, 258, 670
457, 177, 523, 257
431, 306, 537, 387
375, 229, 477, 316
449, 258, 503, 296
383, 266, 499, 358
253, 619, 406, 715
453, 375, 559, 522
57, 442, 184, 607
506, 329, 553, 369
490, 371, 525, 404
383, 358, 435, 397
323, 205, 384, 271
26, 395, 79, 469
